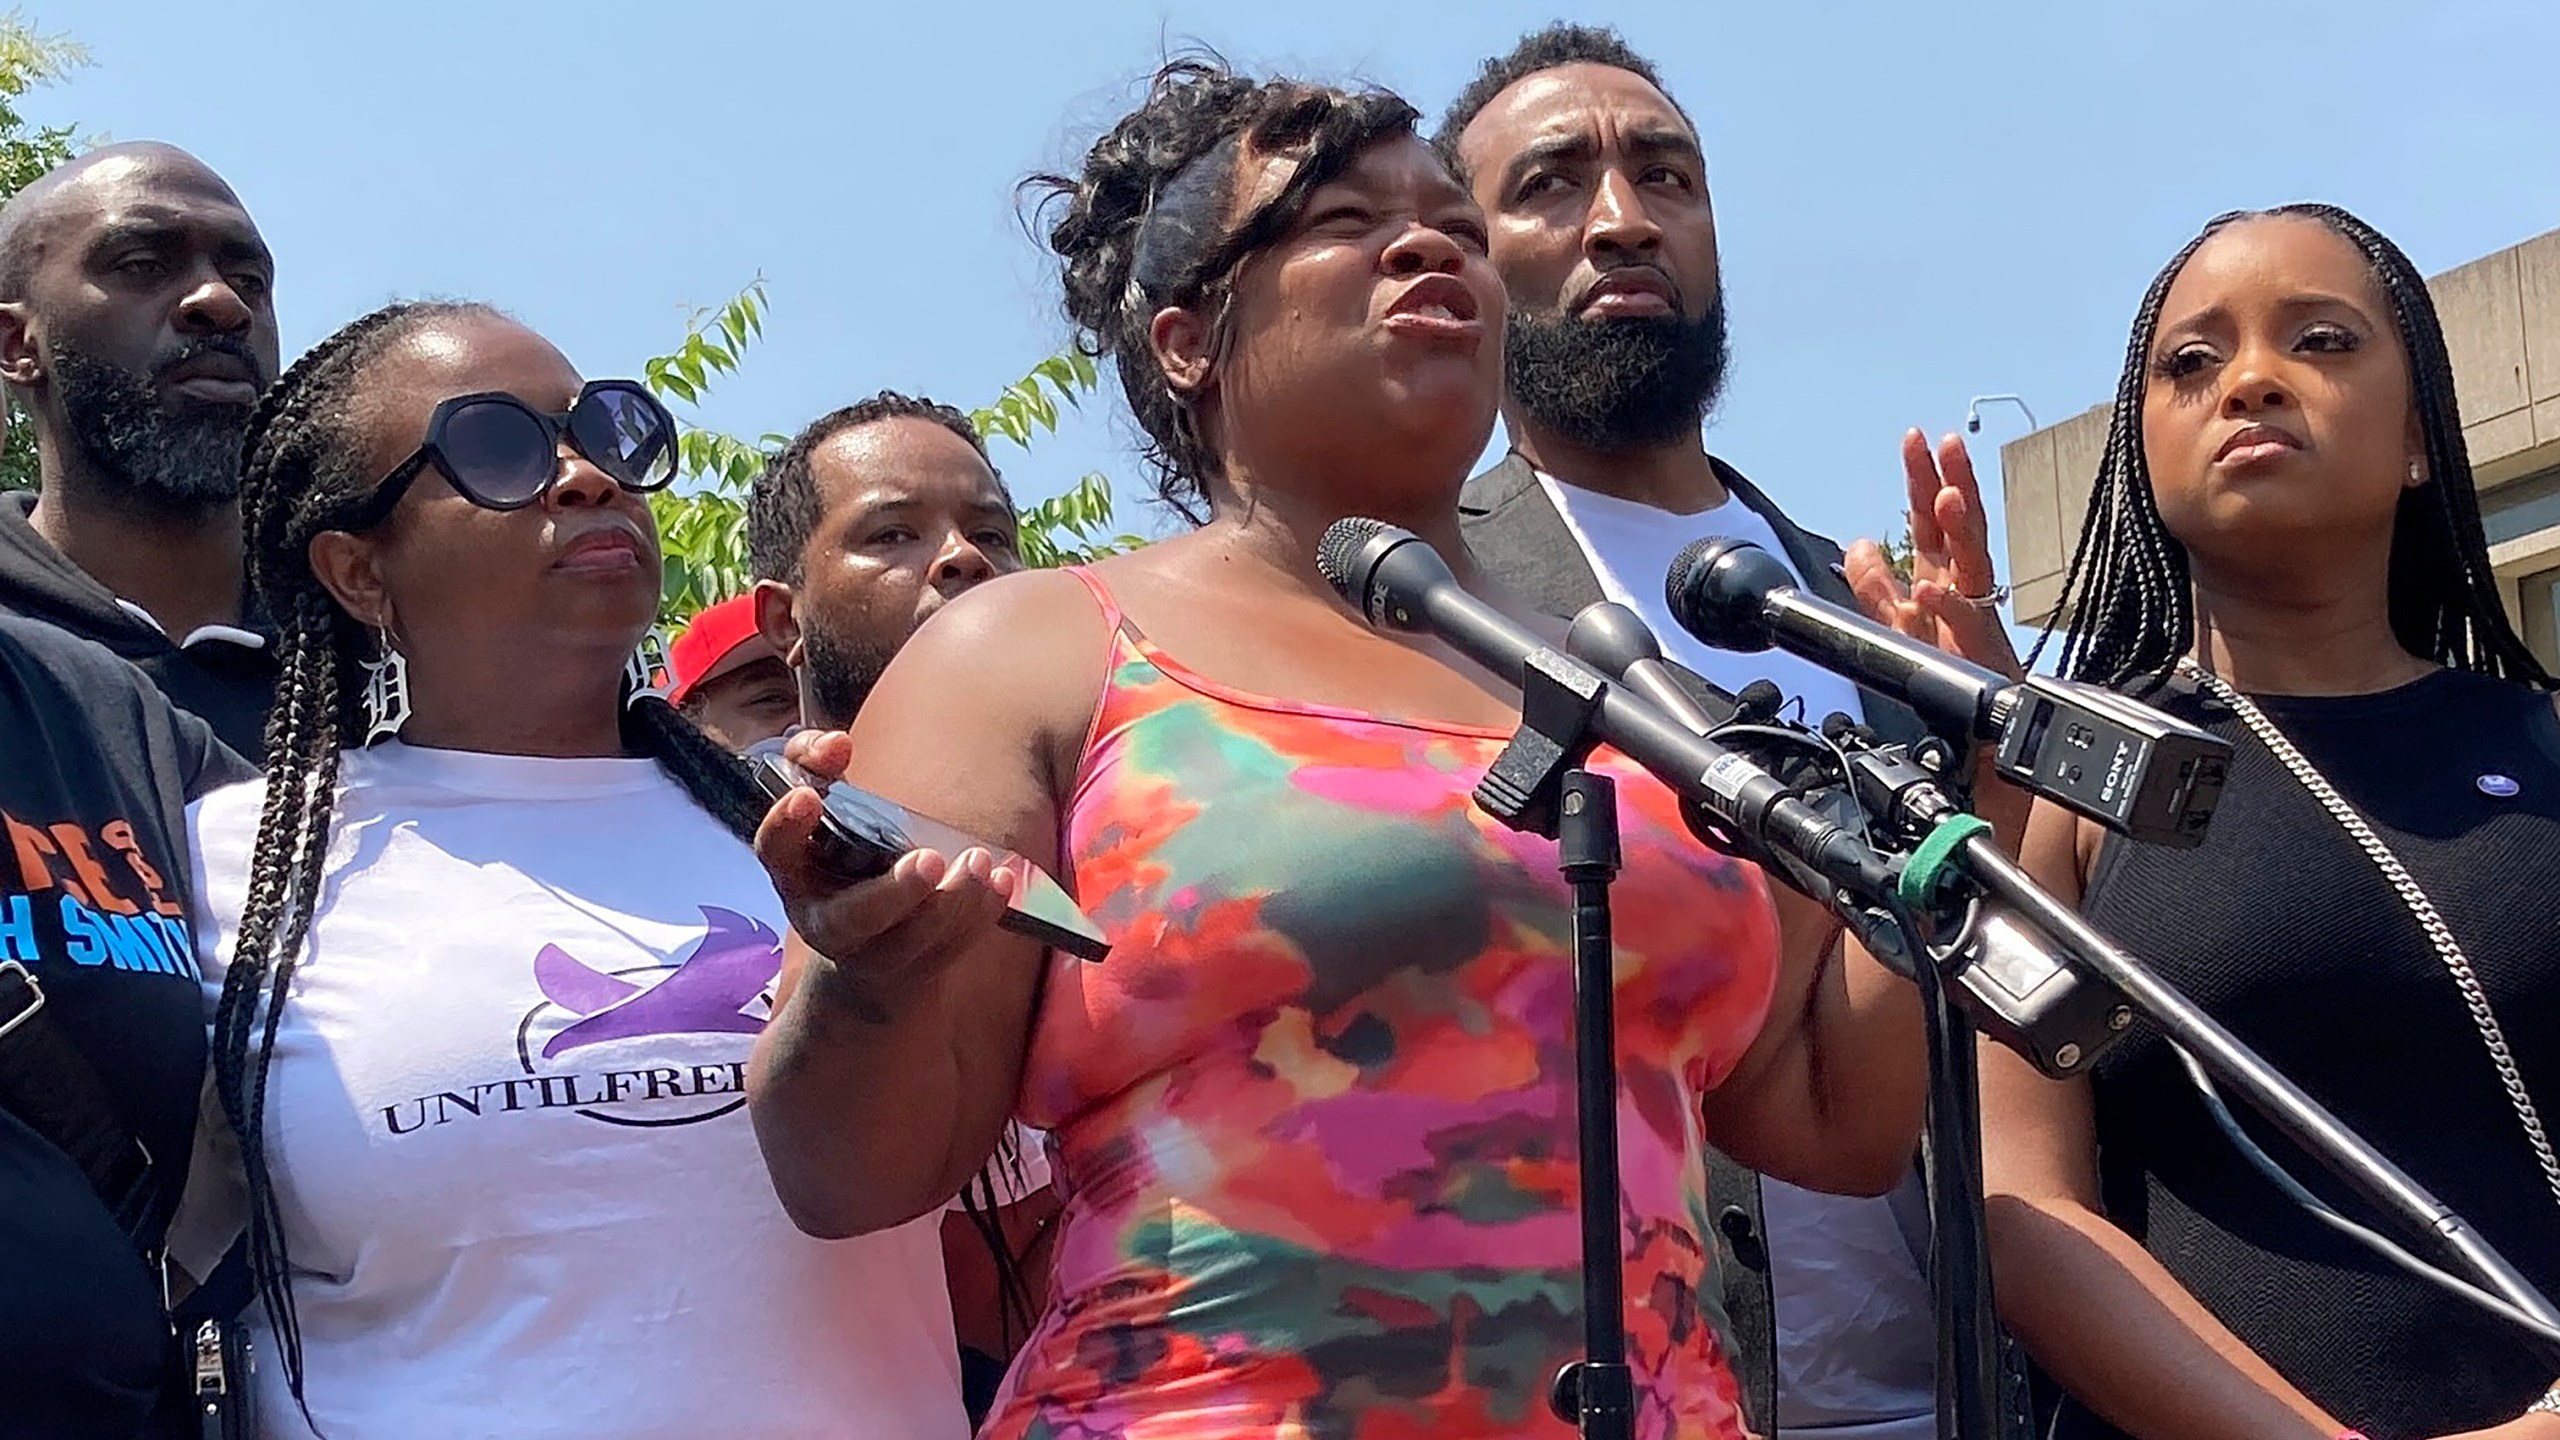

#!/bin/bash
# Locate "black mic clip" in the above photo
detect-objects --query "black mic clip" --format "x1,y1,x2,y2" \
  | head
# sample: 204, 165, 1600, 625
1846, 749, 1962, 856
1474, 646, 1610, 842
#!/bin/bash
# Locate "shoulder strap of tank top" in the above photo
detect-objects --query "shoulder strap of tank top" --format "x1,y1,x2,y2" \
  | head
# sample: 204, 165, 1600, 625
1060, 564, 1182, 690
1059, 565, 1126, 634
1056, 564, 1165, 777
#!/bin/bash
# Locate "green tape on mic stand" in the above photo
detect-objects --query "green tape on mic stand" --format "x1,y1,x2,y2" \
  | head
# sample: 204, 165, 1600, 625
1897, 813, 1994, 910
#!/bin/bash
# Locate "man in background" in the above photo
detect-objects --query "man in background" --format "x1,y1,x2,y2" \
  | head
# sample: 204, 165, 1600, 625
1441, 25, 2020, 1440
666, 594, 795, 750
746, 390, 1022, 734
0, 143, 281, 753
746, 388, 1045, 1427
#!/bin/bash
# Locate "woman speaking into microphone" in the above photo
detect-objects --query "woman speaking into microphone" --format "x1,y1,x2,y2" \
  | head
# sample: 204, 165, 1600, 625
1982, 205, 2560, 1440
747, 58, 1943, 1440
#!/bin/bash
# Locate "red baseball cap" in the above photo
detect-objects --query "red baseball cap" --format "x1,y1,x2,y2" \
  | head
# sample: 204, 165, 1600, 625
666, 595, 780, 706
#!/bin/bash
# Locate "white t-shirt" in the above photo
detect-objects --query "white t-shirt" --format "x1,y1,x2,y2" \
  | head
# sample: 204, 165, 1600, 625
172, 742, 970, 1440
1538, 471, 1938, 1439
1536, 471, 1871, 731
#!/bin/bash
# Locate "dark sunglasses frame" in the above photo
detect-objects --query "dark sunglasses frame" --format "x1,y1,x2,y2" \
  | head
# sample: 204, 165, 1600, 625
353, 379, 678, 527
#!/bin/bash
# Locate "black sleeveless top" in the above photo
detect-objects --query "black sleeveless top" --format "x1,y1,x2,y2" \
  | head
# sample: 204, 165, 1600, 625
2067, 669, 2560, 1440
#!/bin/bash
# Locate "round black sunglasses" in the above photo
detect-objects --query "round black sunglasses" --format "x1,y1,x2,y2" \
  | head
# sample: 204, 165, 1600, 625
356, 380, 678, 524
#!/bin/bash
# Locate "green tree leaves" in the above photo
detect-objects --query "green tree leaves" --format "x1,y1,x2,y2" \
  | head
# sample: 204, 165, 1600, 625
641, 280, 784, 622
643, 281, 764, 408
0, 12, 91, 493
645, 280, 1136, 625
1880, 521, 1916, 584
969, 349, 1096, 448
971, 348, 1140, 569
1015, 470, 1143, 570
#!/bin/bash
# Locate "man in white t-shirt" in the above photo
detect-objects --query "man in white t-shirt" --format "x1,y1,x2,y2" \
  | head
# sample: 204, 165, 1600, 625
1442, 25, 2023, 1440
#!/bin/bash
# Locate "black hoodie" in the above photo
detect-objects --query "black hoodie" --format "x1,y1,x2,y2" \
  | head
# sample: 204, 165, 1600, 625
0, 614, 255, 1438
0, 491, 277, 756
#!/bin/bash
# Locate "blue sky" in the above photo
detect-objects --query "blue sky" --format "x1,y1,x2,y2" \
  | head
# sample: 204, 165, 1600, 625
43, 0, 2560, 573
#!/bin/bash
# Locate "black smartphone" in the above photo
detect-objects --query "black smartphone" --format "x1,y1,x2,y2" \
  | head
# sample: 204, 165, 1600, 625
747, 740, 1110, 964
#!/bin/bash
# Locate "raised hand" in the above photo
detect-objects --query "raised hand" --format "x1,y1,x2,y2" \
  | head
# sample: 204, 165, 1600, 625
1844, 428, 2023, 681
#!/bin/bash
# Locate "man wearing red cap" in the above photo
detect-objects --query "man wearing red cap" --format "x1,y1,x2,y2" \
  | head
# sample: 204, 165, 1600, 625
665, 593, 798, 750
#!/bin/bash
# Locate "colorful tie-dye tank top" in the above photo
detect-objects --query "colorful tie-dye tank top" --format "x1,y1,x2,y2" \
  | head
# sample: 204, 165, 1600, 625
983, 568, 1781, 1440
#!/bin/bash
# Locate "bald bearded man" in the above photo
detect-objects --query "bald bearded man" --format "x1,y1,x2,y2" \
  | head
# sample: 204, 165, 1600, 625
0, 143, 282, 753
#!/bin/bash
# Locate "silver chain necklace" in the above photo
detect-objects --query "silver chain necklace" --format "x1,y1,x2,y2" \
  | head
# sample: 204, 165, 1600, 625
2178, 659, 2560, 1216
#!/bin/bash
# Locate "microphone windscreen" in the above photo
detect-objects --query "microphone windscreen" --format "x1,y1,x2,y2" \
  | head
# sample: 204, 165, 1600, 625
1664, 536, 1790, 651
1664, 535, 1731, 638
1316, 516, 1388, 601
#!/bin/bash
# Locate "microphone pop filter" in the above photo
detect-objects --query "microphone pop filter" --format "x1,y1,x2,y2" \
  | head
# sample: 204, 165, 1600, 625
1316, 517, 1449, 633
1315, 516, 1388, 602
1665, 536, 1792, 652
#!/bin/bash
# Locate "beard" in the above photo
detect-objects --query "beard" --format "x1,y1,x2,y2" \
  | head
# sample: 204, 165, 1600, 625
51, 337, 265, 507
801, 622, 905, 733
1503, 291, 1732, 454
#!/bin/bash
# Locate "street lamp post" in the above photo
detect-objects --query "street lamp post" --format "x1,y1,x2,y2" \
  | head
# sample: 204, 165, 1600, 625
1964, 394, 2038, 435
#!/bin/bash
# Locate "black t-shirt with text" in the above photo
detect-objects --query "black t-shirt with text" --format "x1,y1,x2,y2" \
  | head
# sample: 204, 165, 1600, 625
0, 615, 253, 1438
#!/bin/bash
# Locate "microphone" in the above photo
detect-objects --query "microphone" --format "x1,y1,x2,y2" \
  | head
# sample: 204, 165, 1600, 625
1322, 520, 2131, 1078
1563, 601, 1734, 733
1663, 537, 2230, 848
1317, 519, 1893, 906
1568, 599, 1885, 903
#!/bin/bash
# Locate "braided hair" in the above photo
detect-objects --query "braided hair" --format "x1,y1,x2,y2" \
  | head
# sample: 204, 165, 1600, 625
1025, 57, 1422, 520
2035, 203, 2552, 693
217, 301, 765, 1417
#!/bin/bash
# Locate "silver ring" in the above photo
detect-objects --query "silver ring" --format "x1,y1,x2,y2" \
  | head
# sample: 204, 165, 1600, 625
1957, 584, 2011, 611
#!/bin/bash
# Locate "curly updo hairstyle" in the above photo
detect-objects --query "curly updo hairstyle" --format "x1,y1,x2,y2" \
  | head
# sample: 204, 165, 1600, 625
1027, 57, 1422, 521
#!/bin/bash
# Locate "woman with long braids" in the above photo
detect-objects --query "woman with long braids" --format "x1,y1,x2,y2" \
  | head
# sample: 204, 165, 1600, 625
1983, 205, 2560, 1440
747, 60, 1935, 1440
165, 302, 976, 1437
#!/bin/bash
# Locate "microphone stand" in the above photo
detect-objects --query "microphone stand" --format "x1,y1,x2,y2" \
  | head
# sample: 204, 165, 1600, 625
1853, 748, 2011, 1440
1910, 930, 2005, 1440
1471, 649, 1634, 1440
1692, 741, 2011, 1440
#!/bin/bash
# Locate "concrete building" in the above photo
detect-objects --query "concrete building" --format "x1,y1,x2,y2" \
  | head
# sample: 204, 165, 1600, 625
1999, 223, 2560, 670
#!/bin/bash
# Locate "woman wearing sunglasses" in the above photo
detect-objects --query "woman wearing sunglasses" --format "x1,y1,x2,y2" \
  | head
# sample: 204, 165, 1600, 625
164, 302, 974, 1438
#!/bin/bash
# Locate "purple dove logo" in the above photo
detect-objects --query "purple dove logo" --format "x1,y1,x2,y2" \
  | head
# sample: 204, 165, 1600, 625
504, 906, 785, 1128
536, 906, 781, 1057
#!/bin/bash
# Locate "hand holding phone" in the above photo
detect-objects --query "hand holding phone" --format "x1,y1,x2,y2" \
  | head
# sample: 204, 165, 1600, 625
747, 737, 1109, 963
